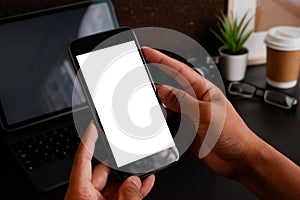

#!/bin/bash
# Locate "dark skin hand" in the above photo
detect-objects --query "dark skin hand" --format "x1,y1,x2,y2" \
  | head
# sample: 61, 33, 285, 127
65, 46, 300, 200
143, 46, 249, 178
65, 122, 155, 200
142, 47, 300, 200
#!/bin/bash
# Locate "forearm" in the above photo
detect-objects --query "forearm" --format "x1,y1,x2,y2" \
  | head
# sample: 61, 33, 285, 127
235, 132, 300, 199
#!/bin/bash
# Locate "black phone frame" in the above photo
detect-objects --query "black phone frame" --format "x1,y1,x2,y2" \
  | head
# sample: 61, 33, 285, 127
69, 27, 179, 180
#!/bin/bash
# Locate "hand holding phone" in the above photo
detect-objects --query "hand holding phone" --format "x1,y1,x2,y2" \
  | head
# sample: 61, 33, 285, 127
69, 27, 179, 180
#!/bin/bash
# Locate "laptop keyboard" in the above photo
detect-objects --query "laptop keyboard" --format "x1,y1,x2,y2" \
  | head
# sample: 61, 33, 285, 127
12, 123, 83, 171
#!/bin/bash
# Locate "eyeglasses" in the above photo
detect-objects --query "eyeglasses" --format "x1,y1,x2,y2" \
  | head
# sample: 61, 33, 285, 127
228, 82, 298, 110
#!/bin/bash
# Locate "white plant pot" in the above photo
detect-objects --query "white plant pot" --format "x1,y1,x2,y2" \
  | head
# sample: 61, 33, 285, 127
218, 46, 248, 81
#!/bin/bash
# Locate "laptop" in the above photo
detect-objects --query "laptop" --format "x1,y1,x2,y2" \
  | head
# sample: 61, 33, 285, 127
0, 0, 117, 192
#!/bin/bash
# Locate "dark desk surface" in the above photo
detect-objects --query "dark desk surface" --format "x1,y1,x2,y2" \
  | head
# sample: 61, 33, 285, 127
229, 66, 300, 167
2, 1, 299, 199
1, 65, 299, 199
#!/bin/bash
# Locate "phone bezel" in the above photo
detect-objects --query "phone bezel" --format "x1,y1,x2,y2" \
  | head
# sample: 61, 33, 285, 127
69, 27, 179, 180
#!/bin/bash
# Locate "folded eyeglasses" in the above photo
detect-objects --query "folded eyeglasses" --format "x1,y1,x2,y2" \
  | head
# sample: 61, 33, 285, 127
228, 82, 298, 110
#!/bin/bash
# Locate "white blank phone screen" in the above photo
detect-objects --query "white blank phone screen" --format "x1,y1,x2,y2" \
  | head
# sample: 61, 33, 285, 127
76, 41, 175, 167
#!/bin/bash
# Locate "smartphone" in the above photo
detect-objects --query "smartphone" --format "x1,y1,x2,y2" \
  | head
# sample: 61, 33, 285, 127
69, 27, 179, 180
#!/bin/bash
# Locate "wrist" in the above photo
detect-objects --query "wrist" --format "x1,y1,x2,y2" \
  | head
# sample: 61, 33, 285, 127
232, 129, 300, 199
232, 129, 264, 183
233, 130, 269, 198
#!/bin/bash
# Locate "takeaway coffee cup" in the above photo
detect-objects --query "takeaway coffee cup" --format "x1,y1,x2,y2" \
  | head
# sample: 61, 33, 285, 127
265, 26, 300, 89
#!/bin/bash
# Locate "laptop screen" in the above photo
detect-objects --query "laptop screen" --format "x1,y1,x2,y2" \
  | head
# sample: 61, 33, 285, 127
0, 1, 117, 129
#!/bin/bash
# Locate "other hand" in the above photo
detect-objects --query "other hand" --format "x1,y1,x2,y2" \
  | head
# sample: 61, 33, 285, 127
65, 122, 155, 200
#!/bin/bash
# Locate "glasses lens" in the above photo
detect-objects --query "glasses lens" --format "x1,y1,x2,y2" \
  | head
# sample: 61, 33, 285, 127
228, 82, 256, 98
264, 90, 298, 109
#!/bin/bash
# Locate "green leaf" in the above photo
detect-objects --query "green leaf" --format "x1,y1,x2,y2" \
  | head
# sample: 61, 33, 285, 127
236, 11, 248, 35
211, 11, 253, 53
222, 16, 231, 34
220, 28, 231, 43
232, 18, 239, 42
238, 16, 254, 39
210, 29, 226, 45
238, 30, 253, 49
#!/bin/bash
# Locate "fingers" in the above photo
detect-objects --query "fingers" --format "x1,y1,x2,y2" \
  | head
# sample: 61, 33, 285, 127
91, 163, 111, 191
118, 176, 143, 200
118, 175, 155, 200
157, 84, 200, 117
142, 47, 211, 99
140, 174, 155, 197
70, 121, 98, 183
77, 121, 98, 159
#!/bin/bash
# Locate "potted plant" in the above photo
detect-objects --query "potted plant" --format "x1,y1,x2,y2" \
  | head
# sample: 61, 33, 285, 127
211, 12, 253, 81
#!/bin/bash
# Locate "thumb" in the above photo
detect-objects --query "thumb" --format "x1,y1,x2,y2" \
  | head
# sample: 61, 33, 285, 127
157, 85, 199, 117
118, 176, 143, 200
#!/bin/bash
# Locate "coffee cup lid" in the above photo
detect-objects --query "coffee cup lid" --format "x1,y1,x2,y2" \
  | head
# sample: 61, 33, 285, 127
265, 26, 300, 51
